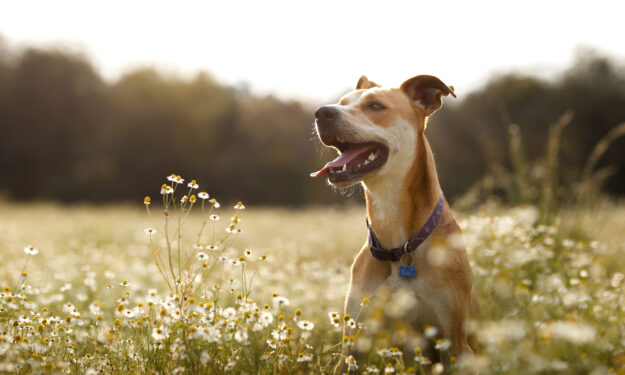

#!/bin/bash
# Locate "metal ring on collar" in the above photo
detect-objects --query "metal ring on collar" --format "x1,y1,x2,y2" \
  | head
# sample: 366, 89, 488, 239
400, 252, 413, 267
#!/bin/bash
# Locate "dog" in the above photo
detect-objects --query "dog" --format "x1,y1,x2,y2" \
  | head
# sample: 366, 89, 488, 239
311, 75, 480, 371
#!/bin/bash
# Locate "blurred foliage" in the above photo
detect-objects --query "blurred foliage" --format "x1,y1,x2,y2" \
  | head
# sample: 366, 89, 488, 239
430, 48, 625, 205
0, 43, 337, 204
1, 39, 624, 204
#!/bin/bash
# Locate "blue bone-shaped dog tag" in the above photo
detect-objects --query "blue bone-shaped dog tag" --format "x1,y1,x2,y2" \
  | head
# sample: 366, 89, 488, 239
399, 265, 416, 278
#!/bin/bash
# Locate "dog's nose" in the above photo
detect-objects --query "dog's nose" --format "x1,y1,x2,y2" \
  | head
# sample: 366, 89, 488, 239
315, 106, 339, 122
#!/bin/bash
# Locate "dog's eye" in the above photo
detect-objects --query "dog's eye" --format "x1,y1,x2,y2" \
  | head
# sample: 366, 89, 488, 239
367, 101, 386, 111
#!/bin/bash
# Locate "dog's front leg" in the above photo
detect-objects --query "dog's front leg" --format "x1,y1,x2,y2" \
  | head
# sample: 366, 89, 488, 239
334, 246, 391, 374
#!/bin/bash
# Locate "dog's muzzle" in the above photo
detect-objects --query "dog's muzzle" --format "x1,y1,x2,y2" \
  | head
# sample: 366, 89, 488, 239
311, 105, 389, 182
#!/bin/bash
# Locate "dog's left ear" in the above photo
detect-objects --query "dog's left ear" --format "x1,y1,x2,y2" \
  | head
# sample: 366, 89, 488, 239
356, 75, 381, 90
400, 75, 456, 116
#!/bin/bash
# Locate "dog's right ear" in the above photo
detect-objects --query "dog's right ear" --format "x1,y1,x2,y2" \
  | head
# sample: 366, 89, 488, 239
400, 75, 456, 116
356, 76, 380, 90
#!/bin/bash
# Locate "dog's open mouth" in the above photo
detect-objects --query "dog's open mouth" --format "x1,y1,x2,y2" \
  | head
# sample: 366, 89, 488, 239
310, 134, 389, 183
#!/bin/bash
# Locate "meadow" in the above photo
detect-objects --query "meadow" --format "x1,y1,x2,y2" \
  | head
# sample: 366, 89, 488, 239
1, 178, 624, 374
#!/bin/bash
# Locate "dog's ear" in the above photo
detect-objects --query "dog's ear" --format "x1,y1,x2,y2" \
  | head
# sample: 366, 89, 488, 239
400, 75, 456, 115
356, 75, 380, 90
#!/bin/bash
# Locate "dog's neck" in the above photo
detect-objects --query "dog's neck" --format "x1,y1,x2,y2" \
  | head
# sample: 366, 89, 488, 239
363, 133, 444, 249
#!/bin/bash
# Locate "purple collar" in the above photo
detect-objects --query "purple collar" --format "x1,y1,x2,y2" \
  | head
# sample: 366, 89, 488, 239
367, 193, 445, 262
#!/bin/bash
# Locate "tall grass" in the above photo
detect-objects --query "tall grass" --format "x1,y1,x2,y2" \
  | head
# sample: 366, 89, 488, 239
458, 113, 625, 224
1, 168, 625, 373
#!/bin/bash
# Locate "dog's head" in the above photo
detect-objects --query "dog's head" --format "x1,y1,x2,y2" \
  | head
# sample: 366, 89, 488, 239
311, 75, 456, 188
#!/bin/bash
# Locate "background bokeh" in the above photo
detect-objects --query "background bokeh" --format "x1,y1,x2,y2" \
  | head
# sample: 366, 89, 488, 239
0, 40, 624, 205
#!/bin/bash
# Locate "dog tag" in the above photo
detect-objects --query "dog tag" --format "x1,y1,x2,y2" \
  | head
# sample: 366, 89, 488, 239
399, 265, 416, 278
399, 254, 416, 279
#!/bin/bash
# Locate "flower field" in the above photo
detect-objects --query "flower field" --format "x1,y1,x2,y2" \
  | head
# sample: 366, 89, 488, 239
0, 179, 624, 374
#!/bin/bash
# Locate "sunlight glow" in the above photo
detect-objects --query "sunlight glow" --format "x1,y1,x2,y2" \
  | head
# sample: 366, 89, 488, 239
0, 0, 623, 102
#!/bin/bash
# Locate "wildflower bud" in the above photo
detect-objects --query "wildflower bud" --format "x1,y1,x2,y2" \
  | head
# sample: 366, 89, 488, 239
361, 297, 369, 306
295, 309, 302, 316
278, 315, 285, 322
189, 297, 195, 304
236, 294, 243, 300
189, 195, 197, 203
343, 314, 351, 321
65, 316, 72, 323
144, 196, 151, 205
21, 272, 27, 277
117, 304, 124, 312
113, 319, 120, 327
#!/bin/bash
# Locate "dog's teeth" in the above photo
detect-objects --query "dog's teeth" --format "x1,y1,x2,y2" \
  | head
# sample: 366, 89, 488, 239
364, 160, 370, 165
368, 153, 376, 161
342, 164, 347, 172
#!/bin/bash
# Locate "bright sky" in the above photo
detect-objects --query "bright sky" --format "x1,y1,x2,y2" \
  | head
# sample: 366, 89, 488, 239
0, 0, 623, 103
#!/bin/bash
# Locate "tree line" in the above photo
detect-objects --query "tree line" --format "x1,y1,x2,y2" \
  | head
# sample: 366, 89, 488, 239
1, 39, 623, 205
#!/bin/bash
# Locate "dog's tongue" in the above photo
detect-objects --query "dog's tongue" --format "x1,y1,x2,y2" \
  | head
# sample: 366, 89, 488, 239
310, 144, 377, 178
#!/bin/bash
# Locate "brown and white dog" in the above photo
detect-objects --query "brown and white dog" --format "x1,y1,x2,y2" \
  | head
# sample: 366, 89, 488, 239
311, 75, 480, 369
